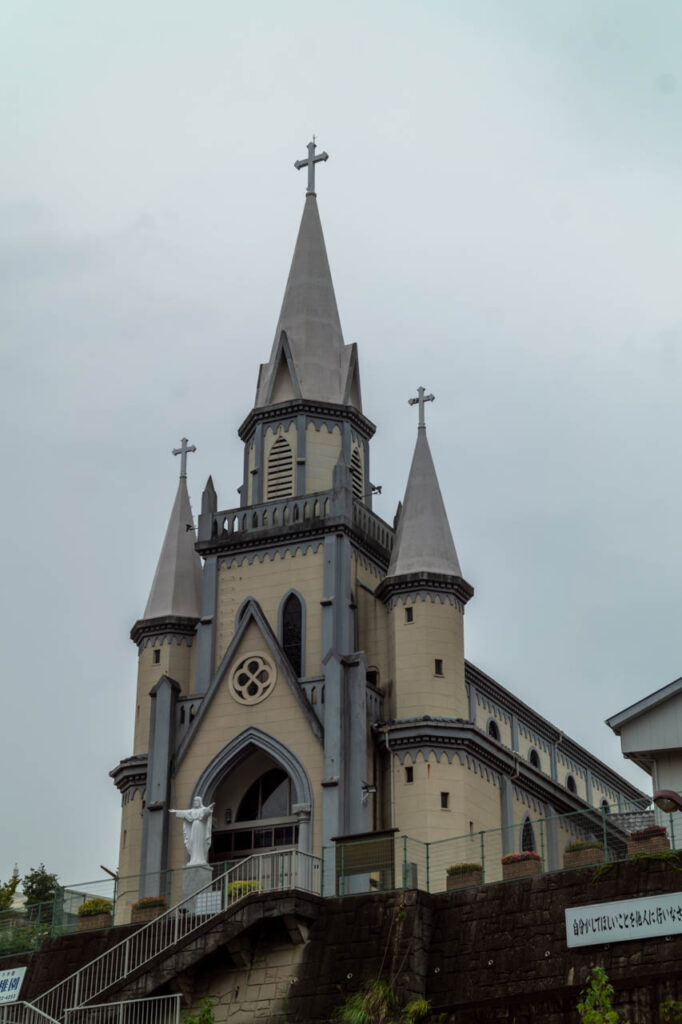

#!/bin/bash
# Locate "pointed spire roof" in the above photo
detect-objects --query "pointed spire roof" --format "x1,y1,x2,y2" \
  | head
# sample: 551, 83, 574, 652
143, 476, 202, 620
386, 426, 463, 580
255, 195, 361, 410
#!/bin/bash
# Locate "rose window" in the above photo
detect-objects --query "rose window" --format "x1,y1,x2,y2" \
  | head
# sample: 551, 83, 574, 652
229, 654, 276, 705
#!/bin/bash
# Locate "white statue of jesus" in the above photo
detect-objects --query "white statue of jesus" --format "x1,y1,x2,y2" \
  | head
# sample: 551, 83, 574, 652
170, 797, 215, 866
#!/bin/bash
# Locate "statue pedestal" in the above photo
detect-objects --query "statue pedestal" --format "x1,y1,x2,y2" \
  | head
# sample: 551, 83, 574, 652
182, 864, 213, 911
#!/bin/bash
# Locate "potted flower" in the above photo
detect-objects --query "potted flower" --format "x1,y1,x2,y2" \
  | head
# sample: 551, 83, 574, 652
131, 896, 167, 924
446, 863, 483, 891
77, 898, 113, 931
501, 851, 542, 881
627, 824, 670, 857
563, 839, 604, 869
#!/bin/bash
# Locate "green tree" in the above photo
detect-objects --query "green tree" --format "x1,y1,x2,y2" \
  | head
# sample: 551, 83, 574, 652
577, 966, 631, 1024
22, 864, 58, 906
0, 867, 20, 912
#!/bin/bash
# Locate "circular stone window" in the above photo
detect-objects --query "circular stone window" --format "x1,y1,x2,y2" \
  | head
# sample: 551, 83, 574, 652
229, 653, 277, 705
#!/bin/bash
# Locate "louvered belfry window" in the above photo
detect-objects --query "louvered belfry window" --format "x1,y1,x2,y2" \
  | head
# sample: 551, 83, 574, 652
350, 445, 363, 500
266, 435, 294, 499
282, 593, 303, 676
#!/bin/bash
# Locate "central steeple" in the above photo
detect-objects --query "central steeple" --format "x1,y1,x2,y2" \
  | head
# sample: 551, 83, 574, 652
255, 141, 361, 411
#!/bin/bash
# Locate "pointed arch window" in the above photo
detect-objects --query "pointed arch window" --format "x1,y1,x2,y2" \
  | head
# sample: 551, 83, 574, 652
350, 445, 363, 500
282, 593, 303, 676
521, 816, 536, 853
266, 435, 294, 500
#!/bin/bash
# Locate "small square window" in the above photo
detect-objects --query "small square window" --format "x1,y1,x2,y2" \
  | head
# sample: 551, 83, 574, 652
153, 650, 160, 665
434, 659, 443, 676
405, 766, 414, 784
441, 792, 449, 810
405, 607, 414, 623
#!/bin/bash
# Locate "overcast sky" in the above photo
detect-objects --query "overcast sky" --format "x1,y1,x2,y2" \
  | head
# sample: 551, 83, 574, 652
2, 0, 681, 887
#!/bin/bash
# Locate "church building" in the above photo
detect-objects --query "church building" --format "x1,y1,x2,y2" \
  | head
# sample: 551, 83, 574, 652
110, 142, 647, 899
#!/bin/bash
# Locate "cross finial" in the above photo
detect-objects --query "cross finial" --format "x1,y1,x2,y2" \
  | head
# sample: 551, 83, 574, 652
172, 437, 196, 478
408, 386, 435, 428
294, 138, 329, 195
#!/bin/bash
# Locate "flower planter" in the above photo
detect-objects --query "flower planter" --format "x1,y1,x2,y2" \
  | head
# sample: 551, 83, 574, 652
627, 834, 670, 857
77, 912, 112, 931
131, 904, 166, 924
502, 859, 542, 881
446, 868, 483, 891
563, 847, 604, 869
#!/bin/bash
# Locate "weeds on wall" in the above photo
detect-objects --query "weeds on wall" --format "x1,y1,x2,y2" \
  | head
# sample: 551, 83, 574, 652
576, 967, 630, 1024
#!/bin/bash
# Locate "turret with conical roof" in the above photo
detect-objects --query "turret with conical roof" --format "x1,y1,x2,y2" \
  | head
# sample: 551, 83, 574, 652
129, 441, 203, 753
377, 390, 473, 720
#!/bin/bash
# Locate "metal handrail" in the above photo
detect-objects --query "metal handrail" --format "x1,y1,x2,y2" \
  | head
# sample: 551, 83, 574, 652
34, 851, 320, 1023
64, 994, 181, 1024
0, 1002, 60, 1024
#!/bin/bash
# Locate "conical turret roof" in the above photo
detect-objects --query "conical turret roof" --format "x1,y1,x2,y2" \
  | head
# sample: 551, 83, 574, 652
143, 476, 202, 620
255, 195, 361, 410
386, 426, 462, 580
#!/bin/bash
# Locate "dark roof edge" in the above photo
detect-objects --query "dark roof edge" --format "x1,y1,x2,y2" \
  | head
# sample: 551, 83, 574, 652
466, 660, 650, 804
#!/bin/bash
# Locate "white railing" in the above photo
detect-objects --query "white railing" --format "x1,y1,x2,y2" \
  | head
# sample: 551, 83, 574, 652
0, 1003, 59, 1024
64, 995, 181, 1024
34, 851, 321, 1023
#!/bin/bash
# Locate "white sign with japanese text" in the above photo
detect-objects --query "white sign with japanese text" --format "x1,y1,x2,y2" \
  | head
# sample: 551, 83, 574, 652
0, 966, 26, 1003
566, 891, 682, 948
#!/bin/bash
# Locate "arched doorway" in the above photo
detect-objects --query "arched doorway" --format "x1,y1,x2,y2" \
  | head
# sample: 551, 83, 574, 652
190, 728, 313, 863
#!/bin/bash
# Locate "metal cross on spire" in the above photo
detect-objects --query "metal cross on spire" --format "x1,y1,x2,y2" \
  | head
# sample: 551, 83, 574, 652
294, 137, 329, 195
408, 386, 435, 428
172, 437, 196, 478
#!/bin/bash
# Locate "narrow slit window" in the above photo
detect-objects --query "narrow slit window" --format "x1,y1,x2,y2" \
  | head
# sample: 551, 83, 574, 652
405, 766, 414, 784
282, 593, 303, 676
153, 649, 160, 664
405, 606, 414, 623
434, 659, 443, 676
440, 792, 449, 810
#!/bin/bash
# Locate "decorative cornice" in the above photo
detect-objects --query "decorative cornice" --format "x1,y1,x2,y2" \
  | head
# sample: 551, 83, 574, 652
466, 660, 649, 805
374, 718, 644, 815
110, 754, 147, 799
197, 515, 392, 568
375, 571, 474, 607
130, 615, 199, 647
238, 399, 376, 444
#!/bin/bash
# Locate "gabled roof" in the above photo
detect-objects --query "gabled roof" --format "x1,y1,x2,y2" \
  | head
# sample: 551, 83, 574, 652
175, 598, 323, 767
143, 476, 202, 620
606, 676, 682, 734
385, 425, 462, 580
255, 194, 361, 411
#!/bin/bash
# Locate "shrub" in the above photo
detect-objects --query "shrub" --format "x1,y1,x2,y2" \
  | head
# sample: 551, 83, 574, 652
132, 896, 167, 911
77, 898, 113, 918
629, 824, 667, 841
501, 852, 541, 865
566, 840, 603, 853
226, 881, 261, 896
660, 1000, 682, 1023
577, 965, 630, 1023
446, 863, 482, 877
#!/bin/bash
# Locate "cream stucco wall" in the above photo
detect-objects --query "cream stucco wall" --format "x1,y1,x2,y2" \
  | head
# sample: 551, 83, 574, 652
392, 752, 500, 844
305, 422, 341, 494
115, 789, 144, 909
387, 597, 467, 720
133, 639, 195, 754
170, 621, 324, 871
215, 548, 324, 677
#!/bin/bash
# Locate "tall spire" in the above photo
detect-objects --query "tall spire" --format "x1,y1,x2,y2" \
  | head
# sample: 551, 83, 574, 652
142, 445, 202, 620
385, 392, 463, 581
255, 141, 361, 410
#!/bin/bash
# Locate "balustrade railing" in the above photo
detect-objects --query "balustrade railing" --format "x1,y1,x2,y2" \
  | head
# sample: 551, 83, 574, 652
63, 995, 181, 1024
210, 492, 333, 541
351, 502, 394, 552
0, 1003, 59, 1024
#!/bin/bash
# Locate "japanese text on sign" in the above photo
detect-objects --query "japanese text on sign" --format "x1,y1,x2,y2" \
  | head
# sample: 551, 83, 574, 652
0, 967, 26, 1004
566, 891, 682, 948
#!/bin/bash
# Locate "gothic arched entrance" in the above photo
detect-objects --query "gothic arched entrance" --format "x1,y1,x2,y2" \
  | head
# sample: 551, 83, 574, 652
190, 727, 313, 863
